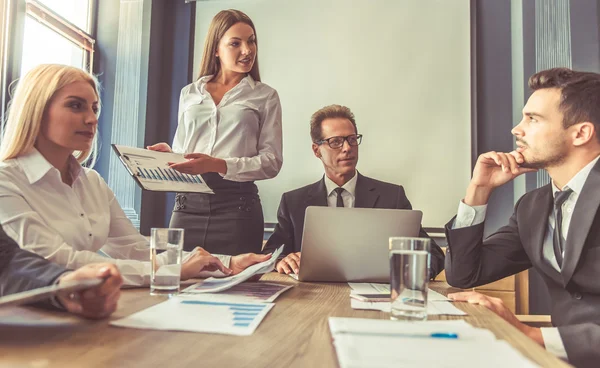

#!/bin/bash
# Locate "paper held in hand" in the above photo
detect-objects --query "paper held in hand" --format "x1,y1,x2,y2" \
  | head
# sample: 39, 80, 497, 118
111, 144, 214, 193
182, 245, 285, 294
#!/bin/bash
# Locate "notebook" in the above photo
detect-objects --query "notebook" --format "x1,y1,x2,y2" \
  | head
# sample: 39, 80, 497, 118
111, 144, 214, 193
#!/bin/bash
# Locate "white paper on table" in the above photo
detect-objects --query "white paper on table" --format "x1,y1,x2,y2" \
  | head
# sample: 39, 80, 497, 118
428, 288, 450, 301
331, 333, 538, 368
348, 282, 390, 294
348, 283, 449, 302
329, 317, 494, 340
111, 296, 274, 336
180, 282, 293, 303
182, 245, 284, 293
350, 299, 466, 316
328, 317, 538, 368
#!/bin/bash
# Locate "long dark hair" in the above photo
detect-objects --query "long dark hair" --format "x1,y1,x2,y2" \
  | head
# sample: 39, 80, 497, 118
197, 9, 261, 82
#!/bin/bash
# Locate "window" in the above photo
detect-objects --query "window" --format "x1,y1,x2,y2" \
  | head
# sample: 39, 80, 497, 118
0, 0, 96, 141
20, 0, 95, 75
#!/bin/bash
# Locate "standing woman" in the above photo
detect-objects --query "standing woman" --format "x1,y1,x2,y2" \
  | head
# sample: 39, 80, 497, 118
149, 9, 283, 255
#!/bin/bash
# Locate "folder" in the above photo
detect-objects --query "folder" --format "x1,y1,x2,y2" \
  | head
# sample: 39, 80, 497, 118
111, 144, 214, 193
0, 278, 103, 308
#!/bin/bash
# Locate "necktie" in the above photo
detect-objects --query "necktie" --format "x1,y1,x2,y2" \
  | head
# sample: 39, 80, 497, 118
553, 188, 573, 268
334, 187, 345, 208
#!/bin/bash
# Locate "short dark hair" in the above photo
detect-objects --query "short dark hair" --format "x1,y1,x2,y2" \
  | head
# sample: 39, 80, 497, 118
529, 68, 600, 141
309, 104, 358, 142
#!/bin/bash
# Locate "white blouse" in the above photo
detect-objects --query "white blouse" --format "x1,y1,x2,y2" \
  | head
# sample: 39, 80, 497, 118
0, 149, 229, 286
172, 75, 283, 182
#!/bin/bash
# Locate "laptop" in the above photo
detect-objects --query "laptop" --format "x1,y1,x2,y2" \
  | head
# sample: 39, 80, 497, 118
297, 207, 423, 282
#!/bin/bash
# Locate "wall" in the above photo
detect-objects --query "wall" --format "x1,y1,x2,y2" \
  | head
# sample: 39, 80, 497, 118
193, 0, 472, 227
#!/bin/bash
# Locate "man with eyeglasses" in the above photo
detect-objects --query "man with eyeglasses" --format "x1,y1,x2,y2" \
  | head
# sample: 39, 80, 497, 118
263, 104, 444, 277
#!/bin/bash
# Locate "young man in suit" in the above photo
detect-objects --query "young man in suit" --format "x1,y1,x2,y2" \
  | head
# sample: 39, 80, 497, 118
1, 228, 122, 319
262, 104, 445, 277
445, 68, 600, 367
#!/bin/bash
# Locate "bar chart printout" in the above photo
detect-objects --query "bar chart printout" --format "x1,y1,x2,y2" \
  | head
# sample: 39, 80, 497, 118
111, 144, 214, 193
111, 297, 274, 336
182, 282, 293, 303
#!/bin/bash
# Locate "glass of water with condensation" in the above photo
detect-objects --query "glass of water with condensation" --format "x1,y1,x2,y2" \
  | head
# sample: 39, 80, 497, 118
150, 228, 184, 296
389, 237, 431, 321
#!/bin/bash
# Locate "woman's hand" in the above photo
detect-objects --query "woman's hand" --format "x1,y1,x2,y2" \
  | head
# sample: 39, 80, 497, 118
180, 247, 232, 280
230, 253, 272, 275
147, 142, 172, 152
168, 153, 227, 175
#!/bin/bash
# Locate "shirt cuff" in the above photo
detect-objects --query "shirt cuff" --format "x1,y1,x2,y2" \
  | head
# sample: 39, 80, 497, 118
216, 254, 231, 268
541, 327, 569, 360
50, 271, 72, 310
452, 200, 488, 228
221, 158, 238, 181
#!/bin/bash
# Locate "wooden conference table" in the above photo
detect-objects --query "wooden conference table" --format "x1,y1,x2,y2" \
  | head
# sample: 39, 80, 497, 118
0, 273, 571, 368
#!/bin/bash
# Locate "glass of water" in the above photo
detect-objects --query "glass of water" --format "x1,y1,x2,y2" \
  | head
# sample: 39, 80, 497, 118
389, 237, 431, 321
150, 228, 184, 296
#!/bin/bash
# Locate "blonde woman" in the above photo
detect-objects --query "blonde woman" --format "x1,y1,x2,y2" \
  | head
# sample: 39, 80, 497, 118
149, 9, 283, 255
0, 64, 269, 286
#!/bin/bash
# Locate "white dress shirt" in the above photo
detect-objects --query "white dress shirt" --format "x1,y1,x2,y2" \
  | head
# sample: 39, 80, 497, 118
453, 154, 600, 360
0, 149, 230, 286
324, 172, 358, 208
172, 75, 283, 182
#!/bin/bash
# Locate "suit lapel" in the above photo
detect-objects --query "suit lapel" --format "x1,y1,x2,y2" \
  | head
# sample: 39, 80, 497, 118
523, 185, 563, 283
354, 173, 380, 208
304, 177, 328, 208
562, 160, 600, 285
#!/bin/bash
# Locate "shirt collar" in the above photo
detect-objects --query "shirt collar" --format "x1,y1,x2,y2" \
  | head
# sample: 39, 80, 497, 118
17, 148, 83, 185
196, 74, 256, 92
551, 154, 600, 196
244, 75, 256, 89
324, 171, 358, 198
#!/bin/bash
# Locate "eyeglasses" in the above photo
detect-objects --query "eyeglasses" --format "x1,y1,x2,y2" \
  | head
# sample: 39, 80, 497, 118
315, 134, 363, 149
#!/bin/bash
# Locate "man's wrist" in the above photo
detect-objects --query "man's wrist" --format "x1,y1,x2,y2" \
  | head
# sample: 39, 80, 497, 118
51, 271, 73, 309
521, 324, 544, 346
464, 183, 493, 206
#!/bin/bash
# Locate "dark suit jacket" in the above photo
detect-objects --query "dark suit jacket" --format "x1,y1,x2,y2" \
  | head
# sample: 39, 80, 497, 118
263, 173, 445, 277
0, 227, 67, 307
444, 160, 600, 368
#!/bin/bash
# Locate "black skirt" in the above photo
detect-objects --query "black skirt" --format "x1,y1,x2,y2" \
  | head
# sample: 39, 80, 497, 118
169, 172, 264, 255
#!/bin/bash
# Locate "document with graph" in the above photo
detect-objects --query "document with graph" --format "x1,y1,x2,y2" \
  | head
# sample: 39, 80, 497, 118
111, 296, 274, 336
111, 144, 214, 193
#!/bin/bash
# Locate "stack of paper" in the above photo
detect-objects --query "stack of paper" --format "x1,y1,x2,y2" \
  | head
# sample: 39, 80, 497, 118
348, 283, 465, 316
111, 296, 274, 336
350, 299, 466, 316
181, 282, 293, 303
348, 282, 449, 301
183, 245, 284, 293
329, 317, 538, 368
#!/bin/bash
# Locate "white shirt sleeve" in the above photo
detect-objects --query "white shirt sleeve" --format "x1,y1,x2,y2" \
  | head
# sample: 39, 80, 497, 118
0, 187, 153, 286
541, 327, 569, 359
172, 88, 187, 154
222, 90, 283, 181
452, 200, 488, 229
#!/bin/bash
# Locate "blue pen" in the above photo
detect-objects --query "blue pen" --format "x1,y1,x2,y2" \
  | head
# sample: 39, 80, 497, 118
340, 331, 459, 339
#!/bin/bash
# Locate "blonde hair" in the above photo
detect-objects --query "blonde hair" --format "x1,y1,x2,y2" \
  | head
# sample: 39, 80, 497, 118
197, 9, 261, 82
0, 64, 101, 165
